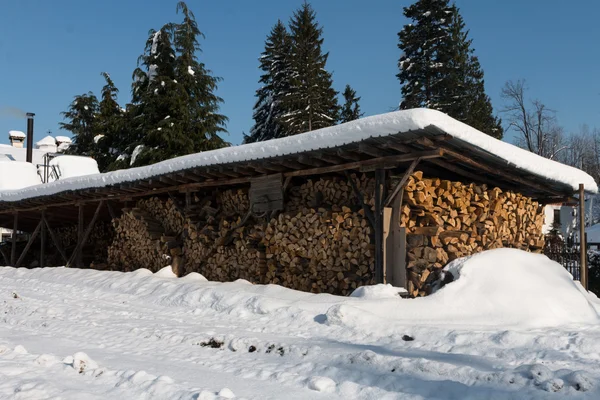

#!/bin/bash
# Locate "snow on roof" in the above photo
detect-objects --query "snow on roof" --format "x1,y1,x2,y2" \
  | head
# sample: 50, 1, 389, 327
0, 108, 596, 202
55, 136, 72, 143
49, 155, 99, 180
0, 161, 41, 190
8, 130, 26, 139
36, 135, 56, 146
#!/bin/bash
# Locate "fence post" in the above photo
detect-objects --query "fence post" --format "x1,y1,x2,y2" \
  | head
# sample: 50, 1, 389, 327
579, 183, 587, 290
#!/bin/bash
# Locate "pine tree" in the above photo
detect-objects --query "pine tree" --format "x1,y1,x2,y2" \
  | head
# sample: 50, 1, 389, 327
130, 24, 193, 166
245, 20, 293, 143
339, 84, 363, 123
94, 72, 126, 171
445, 8, 503, 138
281, 2, 339, 134
173, 1, 228, 153
60, 92, 99, 156
397, 0, 454, 110
397, 0, 502, 138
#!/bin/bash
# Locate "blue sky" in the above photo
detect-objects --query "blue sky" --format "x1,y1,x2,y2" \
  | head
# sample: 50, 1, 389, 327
1, 0, 598, 147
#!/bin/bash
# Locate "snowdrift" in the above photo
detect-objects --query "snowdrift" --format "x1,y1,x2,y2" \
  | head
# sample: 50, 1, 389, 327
0, 249, 597, 334
327, 248, 600, 330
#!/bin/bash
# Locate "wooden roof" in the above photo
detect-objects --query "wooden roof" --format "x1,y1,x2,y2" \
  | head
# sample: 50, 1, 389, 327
0, 125, 581, 232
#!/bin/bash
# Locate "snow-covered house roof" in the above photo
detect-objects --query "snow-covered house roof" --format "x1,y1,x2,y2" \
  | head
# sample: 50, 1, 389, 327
55, 136, 72, 144
36, 135, 57, 147
0, 144, 49, 166
8, 130, 26, 139
0, 109, 595, 219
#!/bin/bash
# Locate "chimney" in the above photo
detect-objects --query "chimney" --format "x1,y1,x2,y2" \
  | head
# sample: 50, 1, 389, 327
26, 112, 34, 163
8, 131, 25, 148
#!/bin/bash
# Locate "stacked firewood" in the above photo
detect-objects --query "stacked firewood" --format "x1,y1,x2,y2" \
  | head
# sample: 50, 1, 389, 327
217, 188, 250, 216
403, 171, 545, 297
137, 197, 185, 234
287, 174, 375, 211
107, 208, 168, 272
262, 206, 374, 295
51, 222, 113, 267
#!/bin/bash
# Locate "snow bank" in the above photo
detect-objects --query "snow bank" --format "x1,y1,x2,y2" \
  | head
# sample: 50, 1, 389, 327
0, 109, 594, 203
350, 283, 407, 299
327, 249, 600, 329
48, 155, 99, 180
0, 161, 41, 190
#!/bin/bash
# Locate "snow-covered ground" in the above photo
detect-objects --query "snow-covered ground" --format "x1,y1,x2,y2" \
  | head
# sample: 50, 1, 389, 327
0, 248, 599, 399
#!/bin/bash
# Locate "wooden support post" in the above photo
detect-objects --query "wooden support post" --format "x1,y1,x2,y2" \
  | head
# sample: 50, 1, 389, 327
77, 203, 84, 268
68, 201, 103, 268
15, 220, 42, 268
43, 216, 68, 264
374, 168, 385, 284
386, 188, 407, 288
384, 158, 421, 207
40, 210, 46, 268
11, 212, 18, 266
106, 201, 117, 220
579, 183, 588, 290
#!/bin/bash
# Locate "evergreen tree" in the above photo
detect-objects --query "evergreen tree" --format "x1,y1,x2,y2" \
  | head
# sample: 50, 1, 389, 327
245, 20, 292, 143
445, 8, 503, 138
172, 1, 228, 153
130, 24, 192, 166
60, 92, 99, 156
397, 0, 454, 110
94, 72, 126, 171
397, 0, 502, 138
281, 2, 339, 134
339, 84, 362, 123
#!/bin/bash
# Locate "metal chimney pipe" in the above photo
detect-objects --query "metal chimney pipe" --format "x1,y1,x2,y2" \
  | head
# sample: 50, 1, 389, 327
26, 112, 35, 163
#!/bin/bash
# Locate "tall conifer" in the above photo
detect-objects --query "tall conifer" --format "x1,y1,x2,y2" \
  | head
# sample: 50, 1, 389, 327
245, 21, 292, 143
397, 0, 502, 138
339, 84, 362, 123
60, 92, 99, 156
281, 2, 339, 134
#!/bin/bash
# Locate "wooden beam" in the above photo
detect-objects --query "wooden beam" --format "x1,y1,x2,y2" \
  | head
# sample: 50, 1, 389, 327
283, 149, 443, 178
243, 163, 270, 174
11, 212, 18, 265
359, 143, 388, 158
15, 220, 42, 268
336, 149, 361, 161
313, 152, 345, 165
78, 204, 84, 268
580, 183, 588, 290
218, 167, 239, 178
106, 201, 117, 220
440, 146, 564, 197
233, 166, 254, 176
40, 210, 46, 268
43, 216, 68, 264
385, 140, 514, 190
384, 157, 421, 207
67, 201, 104, 268
298, 154, 325, 167
0, 247, 9, 266
374, 168, 385, 284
